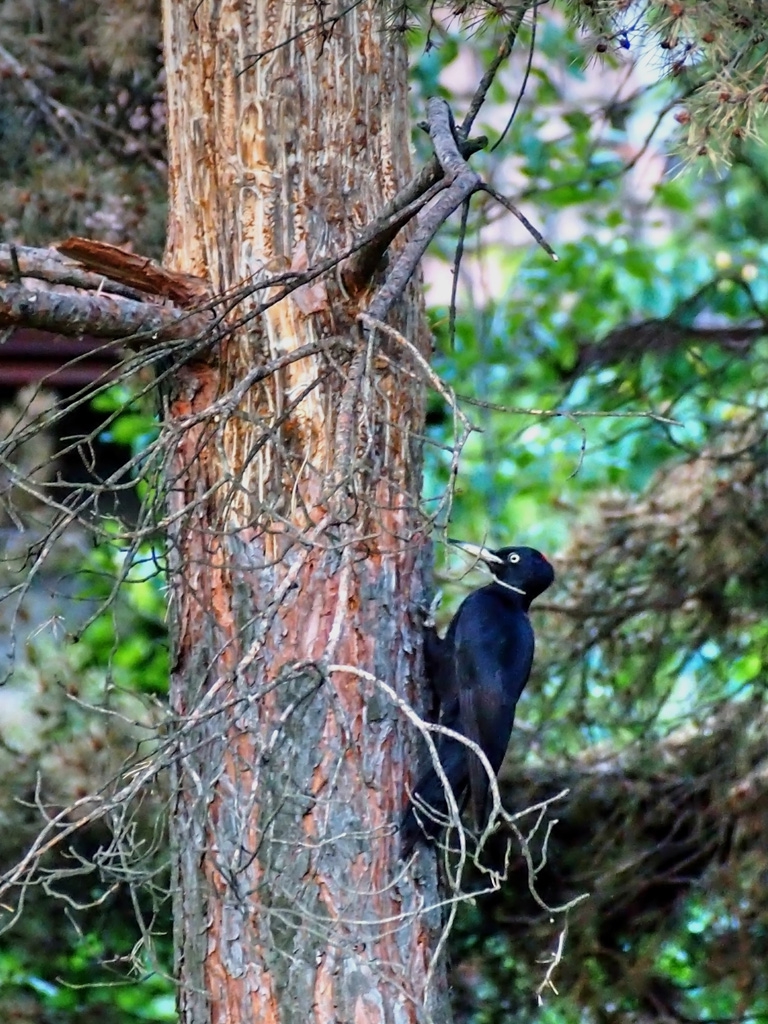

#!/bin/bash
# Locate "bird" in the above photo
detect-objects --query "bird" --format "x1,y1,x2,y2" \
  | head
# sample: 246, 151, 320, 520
401, 539, 555, 857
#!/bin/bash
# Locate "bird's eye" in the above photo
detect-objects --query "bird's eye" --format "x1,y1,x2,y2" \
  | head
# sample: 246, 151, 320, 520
507, 552, 520, 564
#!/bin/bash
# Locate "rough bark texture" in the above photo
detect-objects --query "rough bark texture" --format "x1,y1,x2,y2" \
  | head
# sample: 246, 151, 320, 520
161, 3, 448, 1022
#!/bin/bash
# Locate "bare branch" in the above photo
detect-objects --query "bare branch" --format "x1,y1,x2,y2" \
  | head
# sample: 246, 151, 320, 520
0, 282, 213, 343
0, 42, 85, 145
339, 134, 488, 294
575, 315, 768, 372
479, 183, 558, 260
459, 6, 528, 140
457, 392, 682, 425
364, 98, 482, 323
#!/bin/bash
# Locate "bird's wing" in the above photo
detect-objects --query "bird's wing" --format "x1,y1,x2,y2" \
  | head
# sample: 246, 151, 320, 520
424, 624, 458, 714
453, 591, 535, 826
458, 680, 512, 827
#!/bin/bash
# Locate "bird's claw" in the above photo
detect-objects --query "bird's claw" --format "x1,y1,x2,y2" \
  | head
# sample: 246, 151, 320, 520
421, 590, 443, 628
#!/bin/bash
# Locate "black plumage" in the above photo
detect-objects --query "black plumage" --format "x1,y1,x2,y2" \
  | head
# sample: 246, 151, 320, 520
401, 541, 555, 857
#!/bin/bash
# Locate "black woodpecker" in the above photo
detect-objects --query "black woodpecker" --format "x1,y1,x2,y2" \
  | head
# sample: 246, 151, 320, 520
401, 540, 554, 857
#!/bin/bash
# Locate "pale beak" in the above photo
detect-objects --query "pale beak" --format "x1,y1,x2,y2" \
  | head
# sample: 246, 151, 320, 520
447, 539, 504, 565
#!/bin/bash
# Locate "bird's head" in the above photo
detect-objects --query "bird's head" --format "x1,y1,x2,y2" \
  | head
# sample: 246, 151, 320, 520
448, 540, 555, 605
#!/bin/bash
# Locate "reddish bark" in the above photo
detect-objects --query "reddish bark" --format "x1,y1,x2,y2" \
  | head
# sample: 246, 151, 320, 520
161, 2, 449, 1022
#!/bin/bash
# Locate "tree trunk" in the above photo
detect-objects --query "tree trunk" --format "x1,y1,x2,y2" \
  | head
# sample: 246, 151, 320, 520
161, 2, 449, 1021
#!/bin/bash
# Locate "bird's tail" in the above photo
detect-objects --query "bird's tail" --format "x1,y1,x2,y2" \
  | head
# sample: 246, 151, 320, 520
400, 740, 467, 858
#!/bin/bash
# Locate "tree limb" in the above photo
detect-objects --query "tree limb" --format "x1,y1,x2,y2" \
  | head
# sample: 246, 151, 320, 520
0, 42, 85, 145
0, 282, 212, 343
365, 97, 483, 323
339, 133, 487, 295
459, 6, 527, 139
575, 316, 768, 372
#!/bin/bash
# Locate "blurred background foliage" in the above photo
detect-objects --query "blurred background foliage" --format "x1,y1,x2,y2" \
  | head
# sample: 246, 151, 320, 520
2, 0, 768, 1022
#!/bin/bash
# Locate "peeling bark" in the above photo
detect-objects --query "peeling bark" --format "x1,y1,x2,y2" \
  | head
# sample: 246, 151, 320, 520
161, 3, 449, 1022
0, 243, 148, 301
56, 238, 211, 305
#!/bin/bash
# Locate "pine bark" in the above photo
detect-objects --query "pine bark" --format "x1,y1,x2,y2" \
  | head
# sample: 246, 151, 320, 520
161, 2, 449, 1022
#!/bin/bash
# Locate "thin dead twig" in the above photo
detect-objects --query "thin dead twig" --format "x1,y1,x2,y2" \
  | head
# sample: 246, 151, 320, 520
460, 7, 529, 140
358, 313, 475, 525
479, 183, 558, 260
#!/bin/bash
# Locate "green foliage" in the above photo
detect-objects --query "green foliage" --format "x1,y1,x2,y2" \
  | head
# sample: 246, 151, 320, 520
0, 934, 175, 1023
0, 379, 171, 1022
70, 386, 168, 694
75, 536, 169, 695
